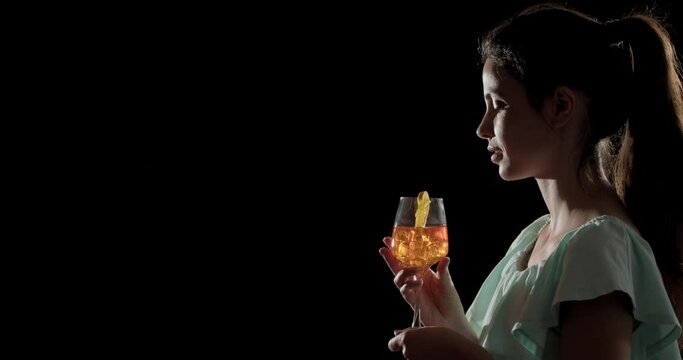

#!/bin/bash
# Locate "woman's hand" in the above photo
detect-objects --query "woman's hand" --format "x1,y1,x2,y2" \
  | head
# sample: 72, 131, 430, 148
388, 326, 491, 360
380, 237, 477, 341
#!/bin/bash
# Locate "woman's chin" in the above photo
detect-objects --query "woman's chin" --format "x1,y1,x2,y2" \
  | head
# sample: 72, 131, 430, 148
498, 167, 526, 181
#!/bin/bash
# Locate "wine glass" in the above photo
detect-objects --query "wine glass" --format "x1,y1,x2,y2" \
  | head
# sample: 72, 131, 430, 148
391, 196, 448, 327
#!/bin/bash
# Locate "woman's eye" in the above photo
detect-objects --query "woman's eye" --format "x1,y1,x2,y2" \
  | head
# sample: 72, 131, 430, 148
493, 102, 508, 111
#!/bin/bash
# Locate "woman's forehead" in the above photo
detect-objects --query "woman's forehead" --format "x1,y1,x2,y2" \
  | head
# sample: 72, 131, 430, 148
482, 59, 518, 96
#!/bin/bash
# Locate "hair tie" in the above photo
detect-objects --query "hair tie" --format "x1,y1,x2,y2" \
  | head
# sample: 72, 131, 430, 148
605, 19, 635, 73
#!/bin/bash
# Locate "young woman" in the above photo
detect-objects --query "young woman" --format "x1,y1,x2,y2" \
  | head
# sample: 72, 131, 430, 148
380, 4, 683, 359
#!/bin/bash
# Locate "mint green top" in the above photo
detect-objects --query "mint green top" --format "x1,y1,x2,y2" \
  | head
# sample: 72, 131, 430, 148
466, 215, 681, 359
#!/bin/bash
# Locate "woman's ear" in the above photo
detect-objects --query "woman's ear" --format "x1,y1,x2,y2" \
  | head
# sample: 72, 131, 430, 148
544, 86, 576, 129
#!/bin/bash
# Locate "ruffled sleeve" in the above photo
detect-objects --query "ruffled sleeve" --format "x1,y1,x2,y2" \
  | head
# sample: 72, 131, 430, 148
511, 216, 682, 359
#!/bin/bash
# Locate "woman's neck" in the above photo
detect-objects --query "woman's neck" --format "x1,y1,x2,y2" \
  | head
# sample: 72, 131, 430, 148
535, 175, 622, 236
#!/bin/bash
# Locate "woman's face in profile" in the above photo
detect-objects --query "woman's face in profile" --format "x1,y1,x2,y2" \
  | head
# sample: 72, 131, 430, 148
477, 59, 556, 180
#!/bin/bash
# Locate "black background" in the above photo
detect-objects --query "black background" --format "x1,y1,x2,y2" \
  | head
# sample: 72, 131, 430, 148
266, 0, 683, 358
141, 0, 682, 357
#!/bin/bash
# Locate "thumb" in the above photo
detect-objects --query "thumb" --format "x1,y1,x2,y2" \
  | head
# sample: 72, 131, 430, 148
388, 332, 404, 352
388, 328, 410, 352
436, 257, 452, 283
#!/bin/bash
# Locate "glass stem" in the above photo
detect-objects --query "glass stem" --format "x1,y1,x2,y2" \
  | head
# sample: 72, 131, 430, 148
411, 296, 420, 327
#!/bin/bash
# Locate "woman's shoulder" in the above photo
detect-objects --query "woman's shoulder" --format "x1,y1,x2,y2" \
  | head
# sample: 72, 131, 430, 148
559, 214, 654, 265
567, 214, 641, 243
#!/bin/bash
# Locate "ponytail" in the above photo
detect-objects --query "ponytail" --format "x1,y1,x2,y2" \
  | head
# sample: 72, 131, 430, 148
605, 14, 683, 347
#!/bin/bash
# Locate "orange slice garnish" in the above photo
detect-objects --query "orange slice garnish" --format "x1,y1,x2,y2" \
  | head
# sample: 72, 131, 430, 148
415, 191, 430, 228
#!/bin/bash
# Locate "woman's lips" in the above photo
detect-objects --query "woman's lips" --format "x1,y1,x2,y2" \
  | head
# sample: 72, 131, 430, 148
490, 151, 503, 163
487, 146, 502, 163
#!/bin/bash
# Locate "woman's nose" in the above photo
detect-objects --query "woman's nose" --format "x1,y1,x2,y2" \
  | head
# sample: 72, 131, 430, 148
476, 113, 493, 139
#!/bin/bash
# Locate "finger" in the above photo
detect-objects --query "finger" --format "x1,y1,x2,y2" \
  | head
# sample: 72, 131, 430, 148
379, 248, 401, 275
400, 281, 423, 306
393, 329, 407, 336
436, 257, 452, 284
398, 279, 422, 297
379, 244, 403, 275
394, 268, 421, 288
388, 331, 405, 352
383, 237, 391, 247
399, 279, 422, 294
